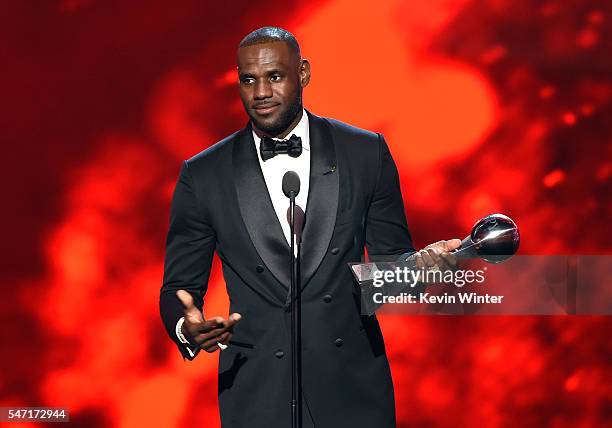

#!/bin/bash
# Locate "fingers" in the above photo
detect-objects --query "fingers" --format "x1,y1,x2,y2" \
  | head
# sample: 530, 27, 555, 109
414, 252, 424, 269
197, 323, 229, 341
191, 313, 243, 352
437, 239, 460, 270
440, 252, 458, 270
201, 316, 225, 330
176, 290, 204, 323
427, 247, 443, 266
199, 313, 242, 342
422, 249, 436, 267
200, 317, 242, 352
202, 331, 232, 353
415, 239, 461, 272
196, 313, 242, 334
217, 330, 232, 346
191, 318, 221, 334
189, 325, 227, 350
414, 249, 436, 269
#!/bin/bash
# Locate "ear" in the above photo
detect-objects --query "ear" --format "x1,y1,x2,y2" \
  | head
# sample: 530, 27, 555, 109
300, 59, 311, 88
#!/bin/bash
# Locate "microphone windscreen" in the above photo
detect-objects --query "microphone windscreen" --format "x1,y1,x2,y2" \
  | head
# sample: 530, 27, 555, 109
282, 171, 300, 198
294, 205, 305, 234
286, 205, 305, 233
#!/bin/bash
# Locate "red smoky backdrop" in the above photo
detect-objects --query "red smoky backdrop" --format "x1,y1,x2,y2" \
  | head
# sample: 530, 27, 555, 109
1, 1, 610, 427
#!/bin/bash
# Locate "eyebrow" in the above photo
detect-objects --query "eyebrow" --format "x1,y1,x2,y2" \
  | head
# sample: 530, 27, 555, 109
239, 68, 284, 78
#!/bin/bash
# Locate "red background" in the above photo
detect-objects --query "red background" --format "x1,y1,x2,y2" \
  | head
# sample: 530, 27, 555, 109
1, 1, 610, 427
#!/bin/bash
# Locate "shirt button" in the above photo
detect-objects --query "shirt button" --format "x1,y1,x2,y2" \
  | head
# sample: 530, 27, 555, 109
331, 247, 340, 255
323, 294, 332, 303
256, 265, 265, 273
334, 338, 343, 347
275, 350, 285, 358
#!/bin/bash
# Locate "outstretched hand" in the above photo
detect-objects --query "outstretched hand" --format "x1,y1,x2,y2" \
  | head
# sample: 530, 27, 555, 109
176, 290, 242, 353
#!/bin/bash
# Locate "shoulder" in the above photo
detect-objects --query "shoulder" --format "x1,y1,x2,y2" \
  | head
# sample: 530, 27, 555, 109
184, 129, 243, 171
321, 117, 383, 150
323, 117, 380, 141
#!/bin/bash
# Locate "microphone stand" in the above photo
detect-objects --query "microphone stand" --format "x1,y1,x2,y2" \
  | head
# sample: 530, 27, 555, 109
288, 191, 302, 428
283, 170, 304, 428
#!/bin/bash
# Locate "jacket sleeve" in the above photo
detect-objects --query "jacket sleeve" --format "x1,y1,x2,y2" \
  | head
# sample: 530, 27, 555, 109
365, 134, 415, 261
160, 160, 216, 360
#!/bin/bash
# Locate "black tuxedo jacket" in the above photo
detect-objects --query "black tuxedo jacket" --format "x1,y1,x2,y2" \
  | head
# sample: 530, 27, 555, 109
160, 111, 414, 427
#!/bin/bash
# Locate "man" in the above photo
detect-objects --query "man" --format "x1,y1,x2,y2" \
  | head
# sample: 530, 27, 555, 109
160, 26, 460, 427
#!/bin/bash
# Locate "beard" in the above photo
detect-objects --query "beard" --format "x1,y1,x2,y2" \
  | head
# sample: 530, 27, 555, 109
249, 92, 303, 137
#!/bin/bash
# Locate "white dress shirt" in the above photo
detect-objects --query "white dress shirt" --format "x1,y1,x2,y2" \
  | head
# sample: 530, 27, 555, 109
251, 108, 310, 249
176, 109, 311, 355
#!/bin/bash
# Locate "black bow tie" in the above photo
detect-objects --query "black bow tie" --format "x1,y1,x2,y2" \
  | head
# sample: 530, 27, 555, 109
259, 134, 302, 161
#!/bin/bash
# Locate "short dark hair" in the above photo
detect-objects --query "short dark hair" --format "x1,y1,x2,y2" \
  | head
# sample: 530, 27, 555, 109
239, 26, 300, 57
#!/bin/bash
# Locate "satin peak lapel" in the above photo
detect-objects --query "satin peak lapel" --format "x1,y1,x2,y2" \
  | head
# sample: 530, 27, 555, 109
233, 125, 292, 295
300, 112, 339, 288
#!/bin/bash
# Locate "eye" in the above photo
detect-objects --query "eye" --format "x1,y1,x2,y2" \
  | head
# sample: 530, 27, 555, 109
241, 77, 255, 85
270, 74, 282, 82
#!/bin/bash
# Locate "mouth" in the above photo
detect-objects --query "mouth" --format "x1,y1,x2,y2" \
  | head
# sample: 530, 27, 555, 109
252, 103, 280, 115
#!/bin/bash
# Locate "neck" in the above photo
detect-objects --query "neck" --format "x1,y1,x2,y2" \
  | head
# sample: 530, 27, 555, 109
253, 108, 304, 139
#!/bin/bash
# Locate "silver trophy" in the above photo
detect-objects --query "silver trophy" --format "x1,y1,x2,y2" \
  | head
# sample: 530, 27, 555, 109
350, 213, 520, 315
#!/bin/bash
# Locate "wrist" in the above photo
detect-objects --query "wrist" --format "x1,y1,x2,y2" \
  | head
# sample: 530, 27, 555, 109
176, 317, 193, 345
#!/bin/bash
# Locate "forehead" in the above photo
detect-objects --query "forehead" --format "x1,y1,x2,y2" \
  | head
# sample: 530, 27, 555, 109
237, 41, 296, 72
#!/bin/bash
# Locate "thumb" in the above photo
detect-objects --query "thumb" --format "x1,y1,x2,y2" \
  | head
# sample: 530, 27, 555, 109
223, 313, 243, 329
444, 239, 462, 251
176, 290, 204, 323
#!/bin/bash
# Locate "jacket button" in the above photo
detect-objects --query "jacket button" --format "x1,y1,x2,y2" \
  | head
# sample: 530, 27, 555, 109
256, 265, 264, 273
334, 338, 343, 347
275, 350, 285, 358
331, 247, 339, 255
323, 294, 332, 303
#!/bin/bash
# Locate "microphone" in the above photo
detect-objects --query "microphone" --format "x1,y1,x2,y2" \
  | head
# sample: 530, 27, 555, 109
283, 171, 304, 244
282, 171, 300, 198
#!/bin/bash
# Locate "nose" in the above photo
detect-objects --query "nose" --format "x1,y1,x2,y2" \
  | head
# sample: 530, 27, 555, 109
254, 78, 273, 100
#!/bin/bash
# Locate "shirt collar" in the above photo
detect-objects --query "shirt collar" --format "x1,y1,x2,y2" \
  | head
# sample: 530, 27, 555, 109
252, 108, 310, 151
